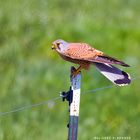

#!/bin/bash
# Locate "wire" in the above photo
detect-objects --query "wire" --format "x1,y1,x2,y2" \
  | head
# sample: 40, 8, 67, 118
82, 76, 140, 94
131, 75, 140, 80
0, 75, 140, 117
82, 85, 115, 94
0, 97, 61, 117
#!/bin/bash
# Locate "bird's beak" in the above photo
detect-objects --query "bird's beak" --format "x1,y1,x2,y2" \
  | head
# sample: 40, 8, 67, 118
51, 44, 56, 50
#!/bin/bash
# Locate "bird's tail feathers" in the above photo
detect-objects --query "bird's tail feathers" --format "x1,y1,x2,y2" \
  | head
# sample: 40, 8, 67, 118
94, 62, 131, 86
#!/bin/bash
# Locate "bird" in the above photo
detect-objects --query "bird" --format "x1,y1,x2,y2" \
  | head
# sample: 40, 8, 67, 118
51, 39, 131, 86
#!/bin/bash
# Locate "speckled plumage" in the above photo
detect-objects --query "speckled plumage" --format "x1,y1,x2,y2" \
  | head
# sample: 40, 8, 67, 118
63, 43, 103, 59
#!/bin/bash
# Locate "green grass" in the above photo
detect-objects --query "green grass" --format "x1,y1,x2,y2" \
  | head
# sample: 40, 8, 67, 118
0, 0, 140, 139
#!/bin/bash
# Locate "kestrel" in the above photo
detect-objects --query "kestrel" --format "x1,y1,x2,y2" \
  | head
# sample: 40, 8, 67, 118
52, 39, 131, 86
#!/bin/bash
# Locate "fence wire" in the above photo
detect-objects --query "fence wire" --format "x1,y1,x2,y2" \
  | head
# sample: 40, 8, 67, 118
0, 75, 140, 117
0, 97, 61, 117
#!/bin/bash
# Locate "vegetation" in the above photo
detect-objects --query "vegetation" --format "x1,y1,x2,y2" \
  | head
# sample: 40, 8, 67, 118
0, 0, 140, 139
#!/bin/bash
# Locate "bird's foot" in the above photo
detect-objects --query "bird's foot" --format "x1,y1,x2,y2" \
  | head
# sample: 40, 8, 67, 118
71, 66, 81, 78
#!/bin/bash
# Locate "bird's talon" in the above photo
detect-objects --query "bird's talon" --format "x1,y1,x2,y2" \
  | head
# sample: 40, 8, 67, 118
71, 69, 81, 77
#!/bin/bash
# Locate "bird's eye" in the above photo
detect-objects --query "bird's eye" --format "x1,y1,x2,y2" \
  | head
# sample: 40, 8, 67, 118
56, 42, 60, 46
56, 42, 61, 49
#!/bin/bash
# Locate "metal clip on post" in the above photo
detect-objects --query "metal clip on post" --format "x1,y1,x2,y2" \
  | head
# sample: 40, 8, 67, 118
60, 86, 73, 105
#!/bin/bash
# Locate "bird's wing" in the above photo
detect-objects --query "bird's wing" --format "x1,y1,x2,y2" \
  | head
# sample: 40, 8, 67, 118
63, 43, 103, 59
63, 43, 129, 67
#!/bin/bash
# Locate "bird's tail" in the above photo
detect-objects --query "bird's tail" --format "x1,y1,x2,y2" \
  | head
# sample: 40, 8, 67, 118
94, 62, 131, 86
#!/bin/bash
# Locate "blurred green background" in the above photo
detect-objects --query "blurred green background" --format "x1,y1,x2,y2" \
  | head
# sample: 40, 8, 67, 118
0, 0, 140, 140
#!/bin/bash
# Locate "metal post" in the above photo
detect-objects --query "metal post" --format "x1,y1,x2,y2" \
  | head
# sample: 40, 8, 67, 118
68, 66, 81, 140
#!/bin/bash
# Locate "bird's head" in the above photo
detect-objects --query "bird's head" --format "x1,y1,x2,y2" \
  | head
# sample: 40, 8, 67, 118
52, 39, 68, 53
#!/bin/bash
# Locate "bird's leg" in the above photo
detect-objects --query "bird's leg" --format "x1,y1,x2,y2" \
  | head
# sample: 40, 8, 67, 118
71, 65, 82, 77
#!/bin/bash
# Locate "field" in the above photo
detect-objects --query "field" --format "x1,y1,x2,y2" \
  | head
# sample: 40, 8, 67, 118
0, 0, 140, 140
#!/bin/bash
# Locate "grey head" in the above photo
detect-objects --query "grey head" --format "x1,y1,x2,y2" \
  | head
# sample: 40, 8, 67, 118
52, 39, 69, 53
